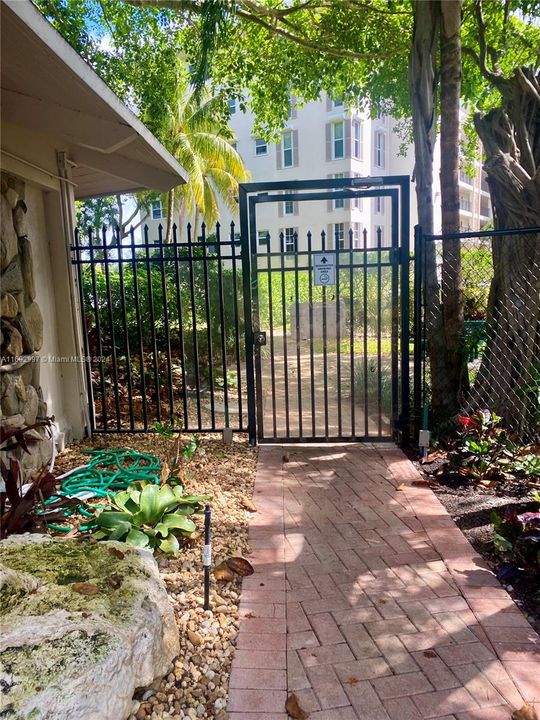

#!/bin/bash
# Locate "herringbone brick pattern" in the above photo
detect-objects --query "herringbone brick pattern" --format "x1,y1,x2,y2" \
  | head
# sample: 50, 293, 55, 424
227, 444, 540, 720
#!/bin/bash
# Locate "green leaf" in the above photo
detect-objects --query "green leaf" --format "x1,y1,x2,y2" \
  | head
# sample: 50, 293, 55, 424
158, 534, 180, 555
107, 521, 132, 541
137, 484, 178, 524
155, 513, 196, 536
174, 493, 212, 505
96, 511, 132, 529
113, 490, 139, 513
125, 528, 150, 548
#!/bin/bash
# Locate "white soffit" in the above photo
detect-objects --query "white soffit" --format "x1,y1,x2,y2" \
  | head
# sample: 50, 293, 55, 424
0, 0, 188, 198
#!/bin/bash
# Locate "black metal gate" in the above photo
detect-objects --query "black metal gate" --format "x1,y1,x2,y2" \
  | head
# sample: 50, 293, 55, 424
239, 176, 411, 444
71, 223, 249, 435
72, 175, 411, 444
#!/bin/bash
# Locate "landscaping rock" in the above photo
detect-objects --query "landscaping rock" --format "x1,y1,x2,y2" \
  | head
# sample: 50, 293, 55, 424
21, 384, 39, 425
1, 260, 23, 295
54, 433, 258, 720
13, 200, 28, 238
18, 237, 36, 302
23, 301, 43, 351
1, 322, 23, 359
1, 373, 25, 416
0, 535, 180, 720
0, 292, 18, 318
1, 194, 18, 270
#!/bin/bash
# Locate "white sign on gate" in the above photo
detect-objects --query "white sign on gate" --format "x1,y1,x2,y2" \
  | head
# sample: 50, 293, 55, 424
313, 252, 336, 286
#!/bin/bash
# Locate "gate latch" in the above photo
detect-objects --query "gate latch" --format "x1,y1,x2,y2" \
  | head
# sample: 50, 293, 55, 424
255, 331, 267, 346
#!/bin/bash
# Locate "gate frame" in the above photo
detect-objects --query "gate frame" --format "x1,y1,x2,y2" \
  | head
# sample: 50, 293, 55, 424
239, 175, 411, 446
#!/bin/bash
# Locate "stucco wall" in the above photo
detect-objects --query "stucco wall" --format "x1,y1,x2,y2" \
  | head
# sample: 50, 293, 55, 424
24, 184, 67, 429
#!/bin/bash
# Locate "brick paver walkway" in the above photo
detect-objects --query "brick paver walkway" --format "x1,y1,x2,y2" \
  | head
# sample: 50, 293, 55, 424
227, 443, 540, 720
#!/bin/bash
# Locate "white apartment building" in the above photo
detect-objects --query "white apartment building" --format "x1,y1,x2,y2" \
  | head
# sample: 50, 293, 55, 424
144, 95, 416, 250
146, 95, 491, 244
226, 95, 415, 252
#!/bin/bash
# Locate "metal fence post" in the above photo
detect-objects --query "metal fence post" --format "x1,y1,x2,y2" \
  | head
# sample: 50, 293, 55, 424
239, 185, 257, 445
413, 224, 424, 443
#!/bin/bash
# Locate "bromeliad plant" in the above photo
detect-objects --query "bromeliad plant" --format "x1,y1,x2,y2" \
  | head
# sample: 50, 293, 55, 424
449, 410, 540, 484
95, 481, 211, 555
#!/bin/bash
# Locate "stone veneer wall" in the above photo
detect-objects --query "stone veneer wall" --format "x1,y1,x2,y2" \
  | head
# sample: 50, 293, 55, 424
1, 172, 52, 477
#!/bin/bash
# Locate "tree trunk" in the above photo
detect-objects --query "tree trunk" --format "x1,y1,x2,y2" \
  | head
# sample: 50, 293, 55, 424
409, 0, 449, 426
165, 188, 175, 242
470, 69, 540, 438
439, 0, 468, 414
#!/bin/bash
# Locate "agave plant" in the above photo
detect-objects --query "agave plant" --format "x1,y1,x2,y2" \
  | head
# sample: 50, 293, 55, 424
95, 481, 211, 555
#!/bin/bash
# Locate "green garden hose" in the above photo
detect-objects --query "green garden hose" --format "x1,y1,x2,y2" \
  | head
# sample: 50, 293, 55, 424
41, 448, 162, 534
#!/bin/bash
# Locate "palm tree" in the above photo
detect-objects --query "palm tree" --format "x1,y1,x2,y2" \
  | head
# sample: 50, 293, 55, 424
163, 86, 250, 240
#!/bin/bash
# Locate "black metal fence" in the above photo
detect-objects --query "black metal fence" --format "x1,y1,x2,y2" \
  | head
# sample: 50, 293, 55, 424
414, 225, 540, 440
72, 223, 248, 434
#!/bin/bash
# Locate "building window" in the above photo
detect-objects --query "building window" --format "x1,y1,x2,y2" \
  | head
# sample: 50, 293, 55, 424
255, 138, 267, 156
352, 175, 363, 210
333, 97, 343, 108
152, 200, 165, 220
282, 131, 294, 167
353, 222, 361, 248
228, 98, 236, 114
460, 195, 472, 212
258, 230, 270, 245
284, 199, 294, 215
353, 121, 362, 160
374, 131, 385, 167
283, 227, 296, 253
332, 121, 345, 159
375, 196, 385, 213
334, 222, 345, 249
334, 173, 344, 209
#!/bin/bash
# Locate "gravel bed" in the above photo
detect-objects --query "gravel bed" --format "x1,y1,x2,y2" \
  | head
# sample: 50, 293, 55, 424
54, 432, 258, 720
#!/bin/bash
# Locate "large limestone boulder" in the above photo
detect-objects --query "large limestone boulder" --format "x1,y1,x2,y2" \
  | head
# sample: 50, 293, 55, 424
0, 535, 180, 720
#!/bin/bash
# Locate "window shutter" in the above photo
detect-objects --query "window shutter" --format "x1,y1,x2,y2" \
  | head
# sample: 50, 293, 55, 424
326, 223, 333, 250
326, 94, 332, 111
345, 118, 352, 158
276, 141, 282, 170
293, 130, 299, 166
325, 123, 332, 161
293, 201, 299, 216
278, 200, 283, 218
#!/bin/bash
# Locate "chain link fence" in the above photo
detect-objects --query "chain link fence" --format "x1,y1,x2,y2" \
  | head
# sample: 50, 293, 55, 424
415, 227, 540, 441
